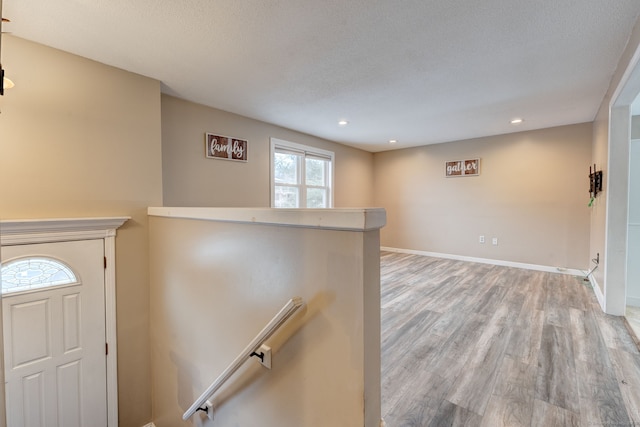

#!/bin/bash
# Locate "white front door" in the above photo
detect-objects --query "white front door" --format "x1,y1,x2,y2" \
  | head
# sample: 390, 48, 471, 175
1, 239, 107, 427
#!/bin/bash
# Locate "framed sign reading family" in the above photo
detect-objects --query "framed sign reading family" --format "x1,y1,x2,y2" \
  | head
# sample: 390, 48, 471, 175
445, 158, 480, 177
205, 133, 248, 162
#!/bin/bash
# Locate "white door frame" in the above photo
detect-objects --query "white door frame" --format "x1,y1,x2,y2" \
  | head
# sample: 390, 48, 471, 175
604, 39, 640, 315
0, 217, 129, 427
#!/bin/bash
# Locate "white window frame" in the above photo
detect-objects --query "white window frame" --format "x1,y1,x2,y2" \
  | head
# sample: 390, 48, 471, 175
270, 138, 335, 208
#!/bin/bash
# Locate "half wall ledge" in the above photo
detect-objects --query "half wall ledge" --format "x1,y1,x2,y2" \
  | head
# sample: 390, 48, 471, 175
147, 207, 386, 231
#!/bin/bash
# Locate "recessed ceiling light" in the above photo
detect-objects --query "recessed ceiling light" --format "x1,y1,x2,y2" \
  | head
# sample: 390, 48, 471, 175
338, 120, 349, 126
510, 118, 524, 125
389, 139, 397, 144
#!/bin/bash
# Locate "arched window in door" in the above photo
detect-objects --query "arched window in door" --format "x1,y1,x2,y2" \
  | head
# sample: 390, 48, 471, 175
1, 257, 78, 294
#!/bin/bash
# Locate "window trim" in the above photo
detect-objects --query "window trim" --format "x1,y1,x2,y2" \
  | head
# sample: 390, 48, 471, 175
270, 138, 335, 208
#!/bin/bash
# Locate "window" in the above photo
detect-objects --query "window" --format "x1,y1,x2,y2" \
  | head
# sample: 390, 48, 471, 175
1, 257, 78, 294
271, 138, 334, 208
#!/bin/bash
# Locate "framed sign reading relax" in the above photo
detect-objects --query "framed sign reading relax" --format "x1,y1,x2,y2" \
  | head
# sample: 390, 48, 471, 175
445, 158, 480, 177
205, 133, 248, 162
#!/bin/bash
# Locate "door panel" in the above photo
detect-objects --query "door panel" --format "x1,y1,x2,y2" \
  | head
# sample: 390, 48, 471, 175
10, 299, 51, 367
57, 360, 82, 427
2, 239, 107, 427
62, 293, 81, 352
23, 372, 45, 427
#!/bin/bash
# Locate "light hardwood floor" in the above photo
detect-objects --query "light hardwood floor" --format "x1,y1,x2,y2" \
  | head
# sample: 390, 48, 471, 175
381, 251, 640, 427
625, 305, 640, 342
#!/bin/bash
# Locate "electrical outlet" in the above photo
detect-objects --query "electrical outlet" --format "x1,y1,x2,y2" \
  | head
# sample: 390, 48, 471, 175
492, 237, 498, 246
479, 235, 485, 244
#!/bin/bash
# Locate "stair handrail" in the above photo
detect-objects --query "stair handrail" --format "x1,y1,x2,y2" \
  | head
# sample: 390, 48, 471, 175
183, 296, 304, 420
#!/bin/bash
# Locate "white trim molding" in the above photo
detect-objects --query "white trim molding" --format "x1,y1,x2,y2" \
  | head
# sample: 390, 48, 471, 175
1, 216, 129, 427
381, 247, 584, 276
0, 217, 130, 245
149, 207, 386, 231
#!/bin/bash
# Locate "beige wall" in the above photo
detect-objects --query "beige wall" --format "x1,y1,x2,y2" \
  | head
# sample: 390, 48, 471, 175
148, 215, 381, 427
590, 17, 640, 298
161, 95, 374, 208
0, 36, 162, 426
373, 123, 592, 269
633, 115, 640, 139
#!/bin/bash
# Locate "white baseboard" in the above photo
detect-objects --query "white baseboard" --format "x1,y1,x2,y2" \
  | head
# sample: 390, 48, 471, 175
589, 274, 605, 311
381, 246, 584, 276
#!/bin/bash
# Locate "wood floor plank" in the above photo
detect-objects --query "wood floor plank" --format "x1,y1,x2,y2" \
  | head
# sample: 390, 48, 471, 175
544, 280, 571, 328
446, 305, 512, 415
598, 312, 640, 355
480, 356, 535, 427
506, 272, 546, 366
427, 400, 482, 427
531, 398, 580, 427
526, 271, 548, 312
575, 358, 632, 427
382, 311, 488, 415
472, 283, 509, 317
418, 315, 489, 401
384, 394, 443, 427
535, 323, 580, 413
506, 308, 544, 366
380, 251, 640, 427
482, 394, 529, 427
569, 306, 633, 426
609, 348, 640, 424
569, 308, 590, 363
382, 310, 442, 367
568, 276, 593, 312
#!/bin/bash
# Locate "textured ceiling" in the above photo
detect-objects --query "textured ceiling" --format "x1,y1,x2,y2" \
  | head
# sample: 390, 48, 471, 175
2, 0, 640, 152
